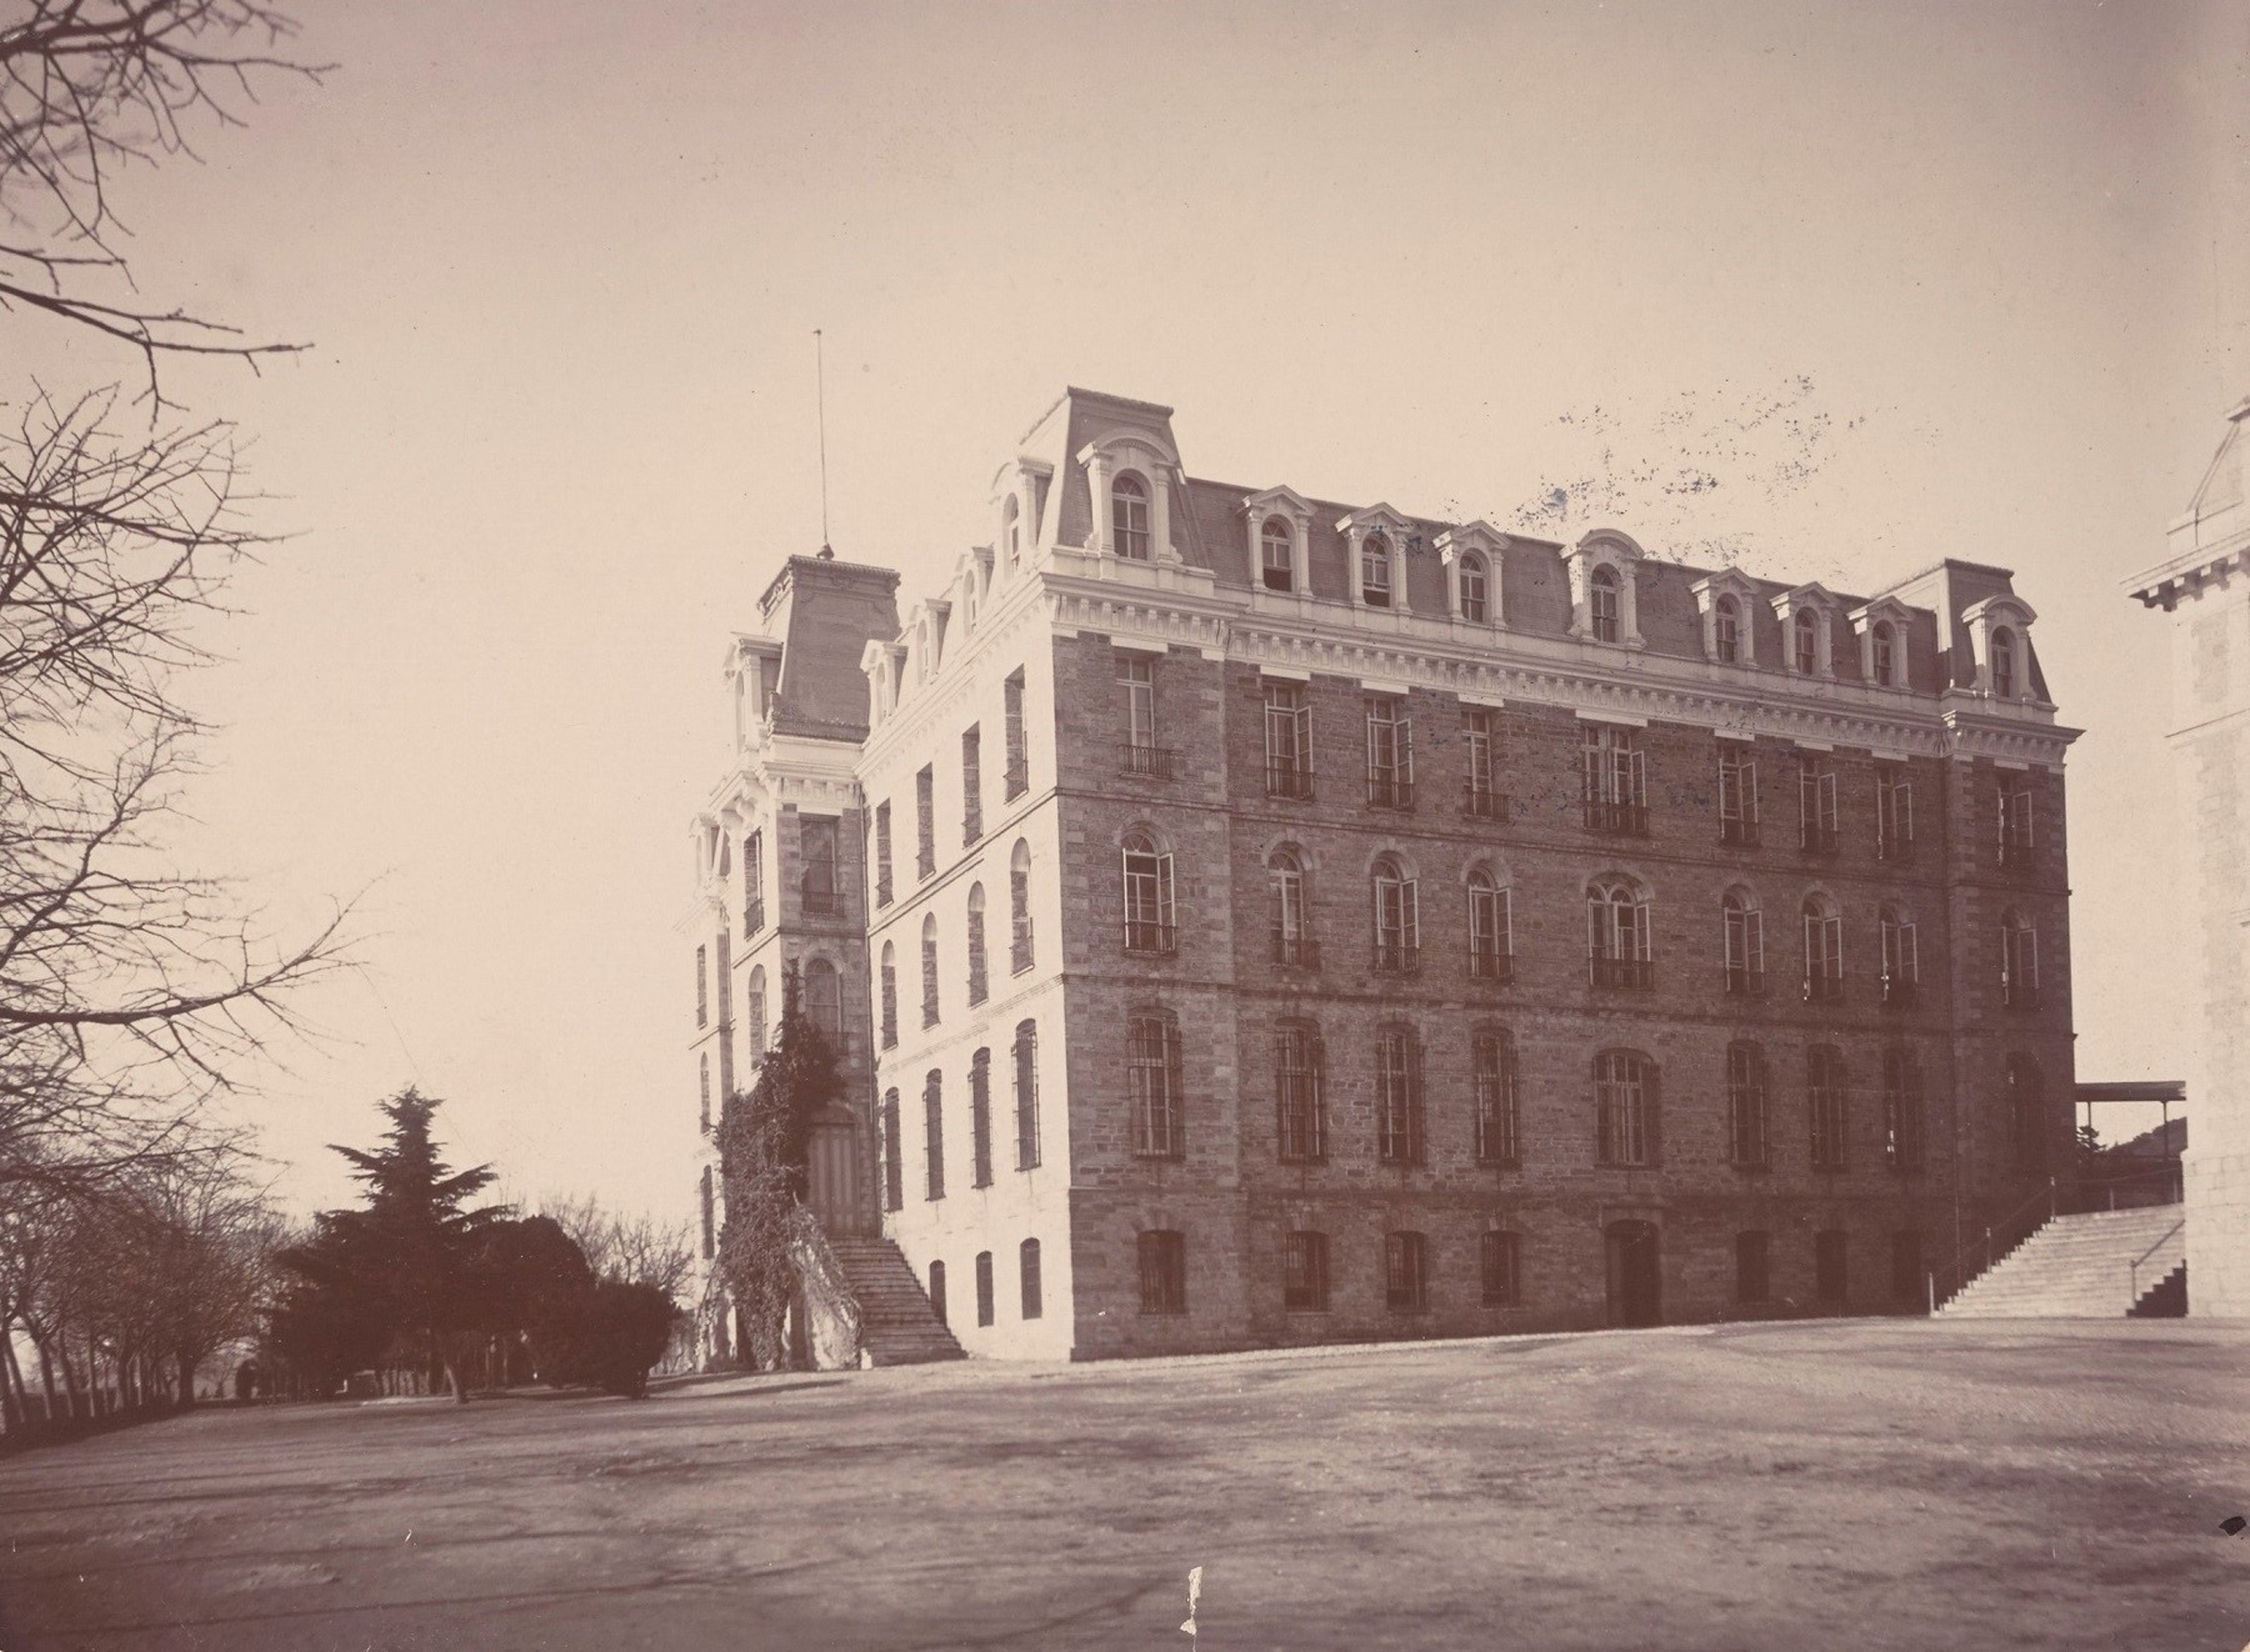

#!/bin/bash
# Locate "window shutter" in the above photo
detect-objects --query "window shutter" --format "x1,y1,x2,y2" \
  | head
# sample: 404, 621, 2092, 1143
1403, 881, 1420, 950
1165, 1019, 1185, 1155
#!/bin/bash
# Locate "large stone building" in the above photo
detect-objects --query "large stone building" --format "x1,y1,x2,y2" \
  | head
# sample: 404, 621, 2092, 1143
2130, 394, 2250, 1318
688, 387, 2079, 1362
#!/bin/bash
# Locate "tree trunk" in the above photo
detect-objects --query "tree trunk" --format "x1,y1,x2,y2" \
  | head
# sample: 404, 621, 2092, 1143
53, 1326, 85, 1422
0, 1329, 32, 1433
176, 1350, 198, 1408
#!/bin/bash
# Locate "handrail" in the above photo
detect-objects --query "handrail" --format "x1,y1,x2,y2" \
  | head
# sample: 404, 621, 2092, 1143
1928, 1177, 2058, 1313
2128, 1217, 2186, 1304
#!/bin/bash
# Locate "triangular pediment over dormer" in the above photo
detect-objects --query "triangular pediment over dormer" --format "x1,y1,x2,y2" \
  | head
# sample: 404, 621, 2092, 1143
1435, 520, 1509, 560
1847, 593, 1915, 633
1244, 484, 1316, 522
1690, 565, 1761, 605
1335, 503, 1418, 540
1769, 581, 1843, 618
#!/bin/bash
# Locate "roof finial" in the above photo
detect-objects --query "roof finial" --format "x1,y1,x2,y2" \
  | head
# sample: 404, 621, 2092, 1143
814, 328, 834, 558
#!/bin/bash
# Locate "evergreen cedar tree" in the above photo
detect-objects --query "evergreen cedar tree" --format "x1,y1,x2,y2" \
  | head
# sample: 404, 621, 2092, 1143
717, 963, 846, 1370
272, 1089, 679, 1400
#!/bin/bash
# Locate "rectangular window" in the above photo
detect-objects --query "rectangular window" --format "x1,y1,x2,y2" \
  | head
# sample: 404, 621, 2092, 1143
1474, 1033, 1519, 1163
880, 952, 898, 1050
1384, 1231, 1429, 1312
915, 766, 936, 879
699, 1053, 711, 1134
1274, 1022, 1325, 1162
743, 829, 766, 934
960, 725, 982, 845
1129, 1015, 1185, 1157
1736, 1232, 1770, 1303
1581, 725, 1648, 833
1998, 783, 2036, 870
1595, 1054, 1652, 1166
714, 931, 734, 1096
1890, 1230, 1923, 1302
1139, 1230, 1187, 1315
1884, 1047, 1924, 1173
1013, 1022, 1041, 1170
970, 1050, 994, 1189
1799, 761, 1839, 853
1283, 1231, 1330, 1312
873, 806, 893, 908
1463, 708, 1505, 817
1480, 1231, 1520, 1308
1375, 1029, 1425, 1164
699, 1166, 715, 1260
1815, 1230, 1848, 1304
975, 1251, 995, 1327
1809, 1048, 1847, 1171
695, 945, 708, 1028
881, 1090, 903, 1212
1003, 669, 1029, 799
1727, 1043, 1768, 1168
1264, 680, 1313, 799
1365, 697, 1415, 808
800, 816, 841, 918
1121, 655, 1156, 748
922, 1074, 945, 1201
1020, 1239, 1043, 1319
1876, 767, 1914, 861
1718, 747, 1759, 845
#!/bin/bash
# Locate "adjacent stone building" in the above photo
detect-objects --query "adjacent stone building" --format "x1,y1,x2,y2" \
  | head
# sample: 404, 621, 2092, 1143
690, 387, 2081, 1362
2129, 394, 2250, 1319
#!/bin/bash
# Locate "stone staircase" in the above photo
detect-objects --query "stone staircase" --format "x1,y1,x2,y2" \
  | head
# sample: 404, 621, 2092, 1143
1939, 1206, 2187, 1319
825, 1238, 966, 1365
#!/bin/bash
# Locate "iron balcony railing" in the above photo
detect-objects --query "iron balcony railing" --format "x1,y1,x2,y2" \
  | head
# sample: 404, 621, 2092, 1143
1881, 972, 1917, 1009
1590, 956, 1654, 989
743, 900, 766, 938
1372, 941, 1421, 975
1998, 837, 2038, 872
2001, 975, 2042, 1011
1119, 743, 1177, 780
1124, 919, 1178, 956
1803, 970, 1844, 1002
1584, 799, 1650, 836
1720, 817, 1760, 847
1723, 966, 1765, 998
1462, 784, 1510, 822
1266, 762, 1315, 801
1271, 932, 1320, 969
1801, 822, 1839, 856
1877, 833, 1915, 865
1003, 759, 1029, 799
800, 885, 847, 920
1468, 946, 1513, 983
1367, 773, 1416, 810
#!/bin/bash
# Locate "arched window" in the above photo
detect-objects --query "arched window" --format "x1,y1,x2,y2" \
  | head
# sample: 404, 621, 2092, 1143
1802, 895, 1844, 1000
1261, 517, 1294, 591
1128, 1011, 1184, 1157
1458, 552, 1489, 622
1714, 595, 1742, 663
1879, 901, 1918, 1005
970, 1048, 994, 1188
1012, 1019, 1040, 1169
920, 912, 940, 1028
1003, 495, 1021, 567
928, 1258, 948, 1323
1590, 565, 1621, 643
2007, 1054, 2046, 1172
699, 1051, 711, 1132
1883, 1047, 1923, 1173
1121, 830, 1176, 954
966, 882, 989, 1006
1723, 889, 1764, 995
805, 957, 842, 1043
1361, 533, 1393, 607
1467, 866, 1510, 979
1595, 1050, 1654, 1166
1375, 1024, 1425, 1164
922, 1069, 945, 1200
1872, 621, 1898, 686
2000, 908, 2040, 1007
1269, 848, 1311, 967
975, 1248, 994, 1325
1808, 1045, 1847, 1170
1793, 609, 1819, 675
1112, 472, 1150, 560
1020, 1237, 1043, 1319
878, 941, 898, 1050
1726, 1041, 1768, 1168
1010, 839, 1034, 973
1372, 853, 1418, 970
1474, 1029, 1519, 1163
747, 965, 768, 1057
1588, 877, 1652, 987
1991, 626, 2016, 698
1274, 1018, 1325, 1161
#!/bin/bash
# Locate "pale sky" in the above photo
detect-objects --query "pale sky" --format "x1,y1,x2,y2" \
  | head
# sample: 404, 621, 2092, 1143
30, 0, 2244, 1219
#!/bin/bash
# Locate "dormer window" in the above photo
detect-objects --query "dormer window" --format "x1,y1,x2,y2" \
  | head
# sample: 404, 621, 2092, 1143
1992, 628, 2015, 699
1872, 622, 1897, 686
1362, 534, 1394, 607
1590, 567, 1621, 643
1960, 594, 2038, 702
1261, 517, 1294, 591
1793, 610, 1819, 676
1003, 496, 1021, 567
1112, 474, 1150, 560
1458, 553, 1489, 623
1715, 598, 1741, 663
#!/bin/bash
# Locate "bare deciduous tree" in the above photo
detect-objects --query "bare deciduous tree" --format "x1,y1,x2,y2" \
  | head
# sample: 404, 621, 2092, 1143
542, 1192, 695, 1301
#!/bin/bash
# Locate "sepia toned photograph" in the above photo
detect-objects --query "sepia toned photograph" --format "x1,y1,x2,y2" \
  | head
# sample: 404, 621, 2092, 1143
1, 2, 2246, 1647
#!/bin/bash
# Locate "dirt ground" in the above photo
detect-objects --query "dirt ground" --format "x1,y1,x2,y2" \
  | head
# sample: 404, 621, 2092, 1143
0, 1318, 2245, 1651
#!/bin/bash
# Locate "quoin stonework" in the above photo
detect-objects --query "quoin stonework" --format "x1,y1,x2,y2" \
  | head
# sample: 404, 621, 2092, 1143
2130, 394, 2250, 1320
686, 387, 2081, 1364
